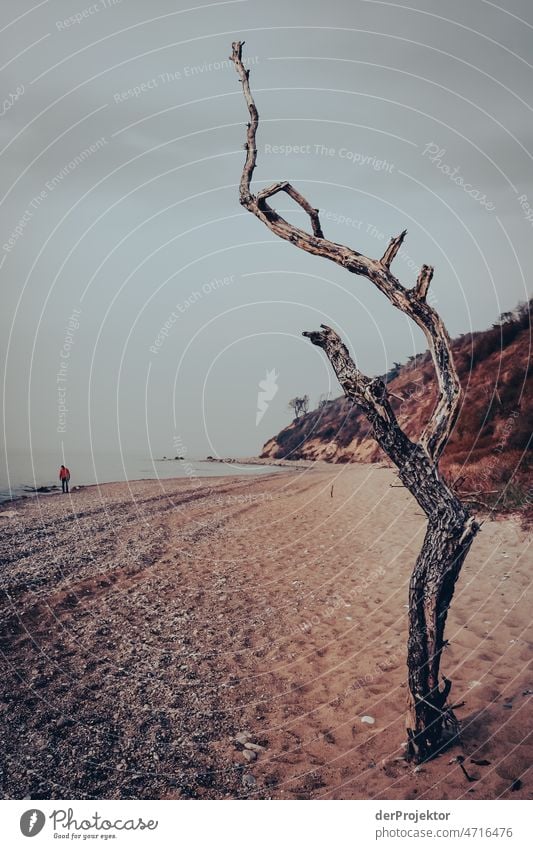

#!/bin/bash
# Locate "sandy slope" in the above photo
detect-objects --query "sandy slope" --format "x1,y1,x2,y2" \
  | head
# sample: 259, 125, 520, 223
0, 464, 531, 800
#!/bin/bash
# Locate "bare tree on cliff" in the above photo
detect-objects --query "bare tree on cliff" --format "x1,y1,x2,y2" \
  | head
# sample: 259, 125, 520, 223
230, 41, 479, 763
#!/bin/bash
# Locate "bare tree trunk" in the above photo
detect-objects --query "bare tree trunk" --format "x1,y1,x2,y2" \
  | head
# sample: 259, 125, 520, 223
229, 42, 480, 762
406, 518, 476, 760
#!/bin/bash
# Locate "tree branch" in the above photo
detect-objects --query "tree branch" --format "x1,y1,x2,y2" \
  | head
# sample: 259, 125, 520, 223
230, 41, 258, 206
302, 324, 394, 423
302, 324, 465, 520
415, 264, 434, 301
230, 41, 461, 464
381, 229, 407, 269
256, 180, 324, 237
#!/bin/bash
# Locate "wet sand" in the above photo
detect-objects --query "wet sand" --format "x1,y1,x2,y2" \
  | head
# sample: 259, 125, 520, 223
0, 464, 531, 799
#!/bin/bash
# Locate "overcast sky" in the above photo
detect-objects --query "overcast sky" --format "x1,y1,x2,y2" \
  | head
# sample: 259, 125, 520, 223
1, 0, 532, 478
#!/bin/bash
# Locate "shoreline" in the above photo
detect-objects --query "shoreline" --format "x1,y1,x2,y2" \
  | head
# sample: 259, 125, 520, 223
0, 457, 308, 508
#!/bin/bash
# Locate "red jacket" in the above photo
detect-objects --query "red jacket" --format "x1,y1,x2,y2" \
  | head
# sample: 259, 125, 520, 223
59, 467, 70, 480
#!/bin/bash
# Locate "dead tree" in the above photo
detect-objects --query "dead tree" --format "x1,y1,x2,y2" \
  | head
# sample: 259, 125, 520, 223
230, 41, 480, 763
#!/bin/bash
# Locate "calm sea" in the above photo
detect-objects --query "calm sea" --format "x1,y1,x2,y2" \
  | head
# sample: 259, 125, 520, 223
0, 451, 285, 503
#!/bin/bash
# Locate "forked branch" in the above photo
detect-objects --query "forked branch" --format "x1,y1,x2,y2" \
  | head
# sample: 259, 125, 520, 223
230, 41, 461, 463
257, 181, 324, 238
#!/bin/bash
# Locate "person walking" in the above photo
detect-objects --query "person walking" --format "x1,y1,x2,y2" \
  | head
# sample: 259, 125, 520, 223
59, 464, 70, 493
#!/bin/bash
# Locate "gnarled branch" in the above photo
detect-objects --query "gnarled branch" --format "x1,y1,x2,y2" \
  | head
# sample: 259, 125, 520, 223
230, 41, 461, 463
301, 324, 461, 519
302, 324, 396, 427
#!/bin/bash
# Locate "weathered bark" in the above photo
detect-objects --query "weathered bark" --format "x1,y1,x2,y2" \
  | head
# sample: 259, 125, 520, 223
229, 42, 480, 762
406, 518, 477, 761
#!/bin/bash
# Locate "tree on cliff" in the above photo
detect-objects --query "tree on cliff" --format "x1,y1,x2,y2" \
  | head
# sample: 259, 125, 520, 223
230, 42, 479, 763
288, 395, 310, 419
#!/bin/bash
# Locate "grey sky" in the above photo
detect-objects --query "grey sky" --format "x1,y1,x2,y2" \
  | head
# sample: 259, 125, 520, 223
1, 0, 532, 476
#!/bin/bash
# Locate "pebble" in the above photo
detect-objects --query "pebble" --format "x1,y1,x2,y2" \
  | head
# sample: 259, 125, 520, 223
235, 731, 251, 745
361, 715, 375, 725
242, 773, 256, 789
244, 742, 265, 752
242, 749, 257, 762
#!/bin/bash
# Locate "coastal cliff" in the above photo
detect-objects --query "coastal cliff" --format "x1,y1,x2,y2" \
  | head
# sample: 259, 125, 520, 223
262, 302, 532, 507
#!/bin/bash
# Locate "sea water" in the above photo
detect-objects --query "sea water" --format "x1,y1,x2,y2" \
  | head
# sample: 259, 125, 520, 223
0, 451, 286, 503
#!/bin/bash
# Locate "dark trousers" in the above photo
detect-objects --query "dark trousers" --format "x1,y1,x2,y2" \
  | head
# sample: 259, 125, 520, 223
61, 479, 69, 493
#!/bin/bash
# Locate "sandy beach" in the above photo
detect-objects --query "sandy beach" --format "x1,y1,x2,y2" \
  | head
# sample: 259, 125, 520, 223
0, 464, 531, 800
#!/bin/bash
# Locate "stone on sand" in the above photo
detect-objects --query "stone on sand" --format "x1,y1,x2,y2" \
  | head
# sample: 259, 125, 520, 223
244, 742, 265, 752
235, 731, 251, 745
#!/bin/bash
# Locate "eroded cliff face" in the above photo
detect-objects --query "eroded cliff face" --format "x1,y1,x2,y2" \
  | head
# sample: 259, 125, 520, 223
262, 303, 532, 501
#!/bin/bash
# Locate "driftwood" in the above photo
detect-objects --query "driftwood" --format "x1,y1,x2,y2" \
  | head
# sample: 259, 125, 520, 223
230, 42, 479, 763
